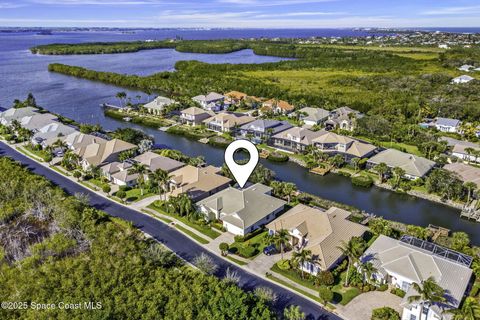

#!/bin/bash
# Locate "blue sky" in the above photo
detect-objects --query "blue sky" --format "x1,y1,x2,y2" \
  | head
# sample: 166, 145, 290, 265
1, 0, 480, 28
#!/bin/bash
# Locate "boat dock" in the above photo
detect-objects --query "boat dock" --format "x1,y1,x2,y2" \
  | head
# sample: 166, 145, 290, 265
460, 200, 480, 222
101, 103, 123, 109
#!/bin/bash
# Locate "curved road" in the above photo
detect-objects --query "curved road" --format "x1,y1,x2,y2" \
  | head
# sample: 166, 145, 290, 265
0, 142, 340, 320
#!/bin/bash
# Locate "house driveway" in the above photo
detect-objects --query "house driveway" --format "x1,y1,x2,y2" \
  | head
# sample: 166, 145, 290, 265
340, 291, 403, 320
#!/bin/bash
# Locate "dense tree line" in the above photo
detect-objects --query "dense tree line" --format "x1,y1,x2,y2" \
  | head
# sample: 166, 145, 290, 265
0, 157, 275, 319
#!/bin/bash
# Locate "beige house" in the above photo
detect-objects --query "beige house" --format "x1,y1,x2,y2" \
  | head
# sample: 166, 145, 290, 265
66, 132, 107, 151
143, 96, 175, 115
100, 161, 138, 186
272, 127, 324, 152
76, 138, 137, 170
197, 183, 286, 236
261, 99, 295, 115
180, 107, 213, 126
266, 204, 368, 274
168, 165, 231, 201
225, 91, 248, 105
203, 112, 255, 133
312, 131, 377, 162
133, 151, 184, 173
325, 107, 362, 131
444, 162, 480, 187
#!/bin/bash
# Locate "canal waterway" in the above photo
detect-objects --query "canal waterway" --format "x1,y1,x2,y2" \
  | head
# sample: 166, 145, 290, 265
1, 30, 478, 244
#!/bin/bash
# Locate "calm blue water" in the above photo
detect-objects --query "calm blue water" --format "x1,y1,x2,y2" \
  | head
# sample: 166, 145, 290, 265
1, 30, 478, 244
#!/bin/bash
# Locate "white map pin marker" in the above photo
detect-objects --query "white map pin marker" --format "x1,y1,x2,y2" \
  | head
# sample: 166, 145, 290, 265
224, 139, 259, 189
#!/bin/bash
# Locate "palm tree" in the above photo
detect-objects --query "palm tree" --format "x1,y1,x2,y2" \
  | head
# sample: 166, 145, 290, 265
88, 165, 101, 179
374, 162, 389, 183
61, 150, 80, 170
273, 229, 290, 260
116, 91, 127, 108
337, 238, 363, 287
149, 169, 171, 201
351, 157, 361, 173
128, 163, 148, 196
52, 139, 68, 151
283, 182, 297, 203
360, 261, 377, 285
291, 249, 313, 279
464, 147, 474, 164
328, 154, 344, 169
408, 276, 446, 320
464, 181, 477, 204
391, 166, 406, 189
447, 297, 480, 320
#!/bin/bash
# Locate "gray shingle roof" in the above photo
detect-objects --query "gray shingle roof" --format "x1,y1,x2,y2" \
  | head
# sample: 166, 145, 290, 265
367, 149, 435, 178
240, 119, 293, 134
435, 117, 461, 128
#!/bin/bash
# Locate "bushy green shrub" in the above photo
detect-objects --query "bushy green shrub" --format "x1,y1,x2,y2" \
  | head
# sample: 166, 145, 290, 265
116, 190, 127, 200
277, 259, 291, 270
377, 284, 388, 291
318, 285, 334, 304
267, 152, 289, 162
102, 185, 111, 193
390, 288, 406, 298
234, 235, 245, 243
371, 307, 400, 320
351, 175, 374, 188
238, 245, 257, 258
315, 270, 335, 286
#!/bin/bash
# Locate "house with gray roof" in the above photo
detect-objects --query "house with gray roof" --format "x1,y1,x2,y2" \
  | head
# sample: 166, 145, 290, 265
361, 235, 473, 320
311, 130, 377, 162
444, 162, 480, 187
133, 151, 184, 173
434, 117, 461, 133
0, 107, 38, 126
297, 107, 330, 126
197, 183, 286, 236
272, 127, 324, 153
451, 75, 475, 84
192, 92, 225, 111
143, 96, 176, 115
19, 113, 58, 132
238, 119, 293, 144
451, 142, 480, 164
325, 106, 363, 131
31, 122, 79, 147
180, 107, 214, 126
367, 148, 436, 179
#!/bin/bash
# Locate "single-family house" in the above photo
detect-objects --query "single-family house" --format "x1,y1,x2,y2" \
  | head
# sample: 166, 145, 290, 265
100, 161, 138, 186
325, 107, 363, 131
444, 162, 480, 187
0, 107, 38, 126
65, 132, 107, 151
168, 165, 231, 201
20, 113, 58, 132
76, 138, 137, 171
296, 107, 330, 126
266, 204, 368, 274
361, 235, 473, 320
272, 127, 324, 153
197, 183, 286, 236
367, 149, 436, 180
133, 151, 184, 173
143, 96, 176, 115
31, 122, 78, 147
434, 117, 461, 133
451, 75, 475, 84
261, 99, 295, 115
203, 112, 255, 134
312, 131, 377, 162
225, 91, 248, 105
180, 107, 213, 126
451, 142, 480, 163
238, 119, 293, 144
192, 92, 225, 111
458, 64, 474, 72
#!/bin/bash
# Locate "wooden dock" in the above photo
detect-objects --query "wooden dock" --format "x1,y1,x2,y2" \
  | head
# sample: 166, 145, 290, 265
309, 166, 330, 176
427, 224, 450, 241
460, 200, 480, 222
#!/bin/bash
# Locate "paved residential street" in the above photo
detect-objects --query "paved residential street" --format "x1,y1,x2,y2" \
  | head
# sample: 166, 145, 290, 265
0, 141, 341, 320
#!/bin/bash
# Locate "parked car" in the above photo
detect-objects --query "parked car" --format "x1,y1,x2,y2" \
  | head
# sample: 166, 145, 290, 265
263, 244, 277, 256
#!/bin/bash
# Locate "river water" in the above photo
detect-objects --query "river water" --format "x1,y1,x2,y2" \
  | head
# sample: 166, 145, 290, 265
1, 30, 478, 244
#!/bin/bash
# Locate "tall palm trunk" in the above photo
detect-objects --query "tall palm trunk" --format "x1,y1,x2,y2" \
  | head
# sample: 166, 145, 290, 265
344, 260, 351, 287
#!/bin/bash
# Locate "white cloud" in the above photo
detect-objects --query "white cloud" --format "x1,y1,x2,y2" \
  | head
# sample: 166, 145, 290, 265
0, 2, 25, 8
28, 0, 176, 5
422, 5, 480, 15
217, 0, 336, 6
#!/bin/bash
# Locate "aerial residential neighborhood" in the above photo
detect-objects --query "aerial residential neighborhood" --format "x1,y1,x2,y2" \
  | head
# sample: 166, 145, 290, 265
1, 2, 480, 320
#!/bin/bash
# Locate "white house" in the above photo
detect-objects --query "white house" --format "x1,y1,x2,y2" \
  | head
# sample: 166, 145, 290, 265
192, 92, 225, 110
196, 183, 286, 236
361, 235, 473, 320
433, 117, 461, 133
143, 96, 175, 115
451, 142, 480, 163
451, 75, 475, 84
458, 64, 474, 72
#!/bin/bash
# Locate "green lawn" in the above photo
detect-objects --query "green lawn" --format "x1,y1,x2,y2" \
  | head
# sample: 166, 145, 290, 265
226, 255, 248, 266
175, 225, 209, 244
230, 230, 269, 259
50, 165, 70, 176
16, 146, 46, 162
147, 204, 221, 239
116, 188, 155, 202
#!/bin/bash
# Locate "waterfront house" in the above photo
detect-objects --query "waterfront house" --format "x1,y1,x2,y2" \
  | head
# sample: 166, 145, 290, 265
225, 91, 248, 105
65, 132, 107, 151
324, 107, 363, 131
272, 127, 324, 153
0, 107, 38, 126
312, 131, 377, 162
451, 75, 475, 84
180, 107, 214, 126
444, 162, 480, 187
433, 117, 461, 133
451, 142, 480, 163
238, 119, 292, 144
266, 204, 368, 274
192, 92, 225, 111
297, 107, 330, 126
143, 96, 176, 115
203, 112, 255, 134
20, 113, 58, 132
76, 138, 137, 171
31, 122, 78, 148
168, 165, 231, 201
133, 151, 184, 173
261, 99, 295, 115
197, 183, 286, 236
366, 149, 435, 180
361, 235, 473, 320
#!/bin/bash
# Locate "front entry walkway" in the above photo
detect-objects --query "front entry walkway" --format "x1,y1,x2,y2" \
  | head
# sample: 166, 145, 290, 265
340, 291, 403, 320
